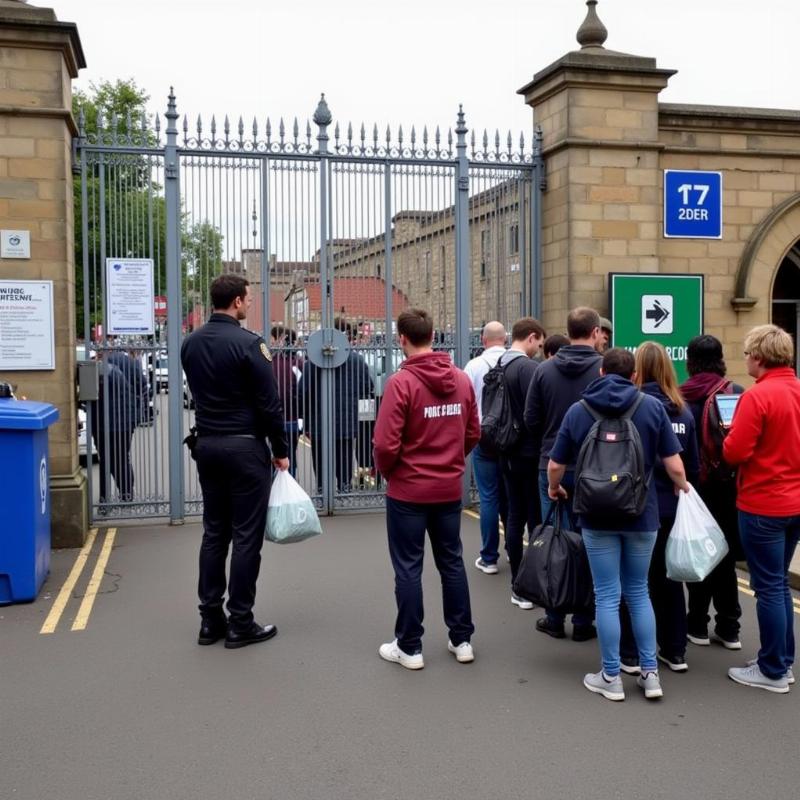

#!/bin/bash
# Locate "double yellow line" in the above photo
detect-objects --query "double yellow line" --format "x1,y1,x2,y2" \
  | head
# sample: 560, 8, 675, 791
40, 527, 117, 634
463, 509, 800, 616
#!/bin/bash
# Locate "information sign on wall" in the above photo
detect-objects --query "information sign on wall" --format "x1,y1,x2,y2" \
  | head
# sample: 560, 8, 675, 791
664, 170, 723, 239
0, 280, 55, 370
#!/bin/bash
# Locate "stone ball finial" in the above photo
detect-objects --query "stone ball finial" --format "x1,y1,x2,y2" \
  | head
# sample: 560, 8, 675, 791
577, 0, 608, 49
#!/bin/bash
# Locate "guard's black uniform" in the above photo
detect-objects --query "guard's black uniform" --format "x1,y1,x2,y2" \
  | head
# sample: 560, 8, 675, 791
181, 313, 288, 631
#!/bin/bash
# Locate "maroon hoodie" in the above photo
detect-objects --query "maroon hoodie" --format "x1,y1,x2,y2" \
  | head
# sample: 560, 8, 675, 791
373, 351, 480, 503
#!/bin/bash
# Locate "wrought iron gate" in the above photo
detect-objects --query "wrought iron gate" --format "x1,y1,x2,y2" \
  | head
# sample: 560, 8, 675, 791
77, 90, 543, 522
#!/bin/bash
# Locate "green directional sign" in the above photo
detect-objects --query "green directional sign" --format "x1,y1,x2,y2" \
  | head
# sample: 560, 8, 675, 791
609, 273, 704, 384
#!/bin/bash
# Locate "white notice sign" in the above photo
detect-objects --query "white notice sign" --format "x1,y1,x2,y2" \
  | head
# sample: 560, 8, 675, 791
0, 280, 55, 370
1, 230, 31, 259
107, 258, 155, 335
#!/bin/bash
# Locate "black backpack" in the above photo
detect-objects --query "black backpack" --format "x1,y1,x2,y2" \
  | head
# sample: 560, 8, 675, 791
573, 394, 650, 519
480, 352, 524, 456
699, 379, 737, 485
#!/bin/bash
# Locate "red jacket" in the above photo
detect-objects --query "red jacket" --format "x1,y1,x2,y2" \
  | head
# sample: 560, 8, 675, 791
723, 367, 800, 516
373, 351, 480, 503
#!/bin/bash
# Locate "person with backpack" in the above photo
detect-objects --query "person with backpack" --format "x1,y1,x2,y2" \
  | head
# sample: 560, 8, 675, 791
680, 335, 744, 650
548, 348, 690, 702
524, 307, 603, 640
723, 325, 800, 694
463, 321, 508, 575
619, 342, 700, 674
485, 317, 546, 608
373, 308, 480, 669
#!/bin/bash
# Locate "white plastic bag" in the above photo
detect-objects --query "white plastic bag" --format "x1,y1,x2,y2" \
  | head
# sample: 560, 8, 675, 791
665, 486, 729, 582
265, 471, 322, 544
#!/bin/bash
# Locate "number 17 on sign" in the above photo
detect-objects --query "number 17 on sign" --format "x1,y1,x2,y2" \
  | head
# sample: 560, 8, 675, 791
664, 170, 722, 239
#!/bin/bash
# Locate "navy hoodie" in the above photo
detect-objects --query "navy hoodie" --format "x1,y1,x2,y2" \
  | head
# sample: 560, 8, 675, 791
524, 345, 602, 470
550, 374, 682, 532
639, 381, 700, 520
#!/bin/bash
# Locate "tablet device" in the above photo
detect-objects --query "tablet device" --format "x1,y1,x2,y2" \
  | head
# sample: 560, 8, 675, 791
715, 394, 741, 429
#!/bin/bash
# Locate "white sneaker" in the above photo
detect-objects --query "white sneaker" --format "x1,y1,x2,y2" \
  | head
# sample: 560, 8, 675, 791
379, 639, 424, 670
447, 640, 475, 663
475, 557, 499, 575
511, 592, 534, 610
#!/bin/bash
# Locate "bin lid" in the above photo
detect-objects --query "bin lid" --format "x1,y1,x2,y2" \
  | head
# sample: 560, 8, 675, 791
0, 399, 60, 430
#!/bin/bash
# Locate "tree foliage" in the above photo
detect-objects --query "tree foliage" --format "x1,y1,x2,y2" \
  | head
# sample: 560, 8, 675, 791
73, 79, 224, 338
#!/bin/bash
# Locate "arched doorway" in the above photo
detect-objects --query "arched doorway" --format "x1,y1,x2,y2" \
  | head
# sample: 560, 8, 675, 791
772, 243, 800, 375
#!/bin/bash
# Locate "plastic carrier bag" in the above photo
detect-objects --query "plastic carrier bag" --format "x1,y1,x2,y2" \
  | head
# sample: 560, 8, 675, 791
265, 471, 322, 544
665, 486, 728, 582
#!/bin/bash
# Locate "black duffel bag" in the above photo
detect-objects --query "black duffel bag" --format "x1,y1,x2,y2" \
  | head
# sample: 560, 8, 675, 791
512, 501, 595, 615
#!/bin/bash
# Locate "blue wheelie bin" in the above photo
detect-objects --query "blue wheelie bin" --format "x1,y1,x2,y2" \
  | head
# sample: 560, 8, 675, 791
0, 398, 60, 604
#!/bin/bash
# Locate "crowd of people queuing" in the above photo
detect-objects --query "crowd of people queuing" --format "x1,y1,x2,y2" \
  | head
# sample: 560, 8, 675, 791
374, 305, 800, 701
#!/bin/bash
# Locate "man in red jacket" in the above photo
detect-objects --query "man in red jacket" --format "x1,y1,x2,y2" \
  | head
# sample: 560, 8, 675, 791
374, 308, 480, 669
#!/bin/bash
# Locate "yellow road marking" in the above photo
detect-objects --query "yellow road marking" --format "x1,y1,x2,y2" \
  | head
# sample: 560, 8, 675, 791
71, 528, 117, 632
40, 528, 99, 635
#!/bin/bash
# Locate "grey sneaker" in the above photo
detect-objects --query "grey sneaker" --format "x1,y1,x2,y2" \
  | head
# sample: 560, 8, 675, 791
728, 663, 789, 693
583, 670, 625, 701
747, 659, 795, 686
475, 557, 499, 575
637, 670, 664, 699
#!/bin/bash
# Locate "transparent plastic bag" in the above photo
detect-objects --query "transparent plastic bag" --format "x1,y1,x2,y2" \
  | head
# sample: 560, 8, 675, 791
265, 471, 322, 544
665, 486, 728, 582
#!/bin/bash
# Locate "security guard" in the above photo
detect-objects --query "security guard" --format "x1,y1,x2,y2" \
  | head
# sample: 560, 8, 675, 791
181, 273, 289, 649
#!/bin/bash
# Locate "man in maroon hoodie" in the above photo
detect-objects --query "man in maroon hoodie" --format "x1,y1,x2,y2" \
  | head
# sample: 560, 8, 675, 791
373, 308, 481, 669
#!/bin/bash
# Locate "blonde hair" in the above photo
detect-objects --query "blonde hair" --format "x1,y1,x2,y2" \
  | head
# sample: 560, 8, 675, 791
634, 341, 685, 411
744, 324, 795, 368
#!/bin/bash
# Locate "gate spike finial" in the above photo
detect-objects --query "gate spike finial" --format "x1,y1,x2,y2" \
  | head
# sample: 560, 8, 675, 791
373, 123, 379, 148
507, 130, 513, 155
279, 117, 285, 144
423, 126, 428, 148
312, 93, 332, 127
306, 119, 312, 146
266, 117, 272, 144
78, 107, 86, 139
126, 109, 133, 143
334, 121, 340, 146
398, 125, 403, 148
196, 114, 202, 138
386, 125, 391, 147
252, 116, 258, 142
360, 122, 366, 145
293, 117, 299, 145
238, 116, 245, 144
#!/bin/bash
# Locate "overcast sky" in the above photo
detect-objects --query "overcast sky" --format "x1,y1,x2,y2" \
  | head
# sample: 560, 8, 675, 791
49, 0, 796, 146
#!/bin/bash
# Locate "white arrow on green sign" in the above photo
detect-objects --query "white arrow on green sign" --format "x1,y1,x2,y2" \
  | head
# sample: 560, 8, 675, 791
609, 273, 704, 383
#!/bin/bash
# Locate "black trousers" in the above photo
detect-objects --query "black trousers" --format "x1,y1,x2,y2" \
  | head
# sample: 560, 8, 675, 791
621, 517, 687, 660
501, 454, 542, 582
194, 436, 271, 631
96, 425, 134, 502
386, 497, 474, 654
311, 436, 354, 492
686, 482, 742, 640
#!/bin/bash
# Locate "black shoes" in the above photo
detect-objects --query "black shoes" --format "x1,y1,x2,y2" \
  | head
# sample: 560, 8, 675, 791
224, 622, 278, 650
572, 624, 598, 642
535, 617, 566, 639
198, 617, 228, 646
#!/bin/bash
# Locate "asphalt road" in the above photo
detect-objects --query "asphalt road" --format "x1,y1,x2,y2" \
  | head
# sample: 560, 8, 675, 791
2, 513, 799, 800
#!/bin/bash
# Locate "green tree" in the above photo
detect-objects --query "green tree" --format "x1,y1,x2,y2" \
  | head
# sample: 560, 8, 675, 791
73, 79, 224, 337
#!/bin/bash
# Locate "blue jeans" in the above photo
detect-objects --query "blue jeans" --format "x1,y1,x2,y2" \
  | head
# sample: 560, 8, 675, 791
583, 528, 658, 676
738, 511, 800, 680
537, 470, 592, 627
472, 444, 503, 564
386, 497, 474, 654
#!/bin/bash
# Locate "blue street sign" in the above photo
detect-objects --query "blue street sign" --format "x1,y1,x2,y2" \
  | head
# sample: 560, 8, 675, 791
663, 169, 722, 239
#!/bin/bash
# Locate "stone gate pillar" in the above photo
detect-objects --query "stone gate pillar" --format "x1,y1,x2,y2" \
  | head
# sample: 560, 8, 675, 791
0, 0, 87, 546
518, 0, 675, 334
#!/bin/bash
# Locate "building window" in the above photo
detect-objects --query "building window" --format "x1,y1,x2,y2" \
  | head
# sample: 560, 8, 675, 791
376, 261, 382, 279
424, 251, 432, 293
509, 223, 519, 256
480, 229, 491, 280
